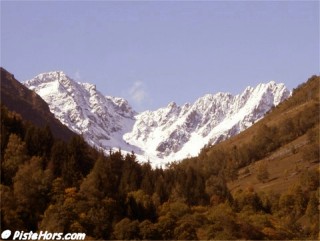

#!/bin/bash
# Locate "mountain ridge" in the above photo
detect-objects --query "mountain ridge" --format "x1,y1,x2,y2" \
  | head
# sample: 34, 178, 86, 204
24, 71, 290, 166
24, 71, 140, 153
0, 67, 75, 141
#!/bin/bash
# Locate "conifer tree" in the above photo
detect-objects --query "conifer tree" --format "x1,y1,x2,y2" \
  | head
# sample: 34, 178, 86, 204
113, 218, 140, 240
2, 134, 28, 185
0, 184, 25, 230
13, 156, 53, 230
50, 140, 68, 177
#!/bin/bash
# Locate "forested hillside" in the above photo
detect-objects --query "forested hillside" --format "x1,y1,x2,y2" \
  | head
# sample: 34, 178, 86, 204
1, 75, 319, 240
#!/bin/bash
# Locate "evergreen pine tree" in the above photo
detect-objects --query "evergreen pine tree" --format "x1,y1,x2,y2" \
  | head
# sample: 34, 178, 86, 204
2, 134, 28, 185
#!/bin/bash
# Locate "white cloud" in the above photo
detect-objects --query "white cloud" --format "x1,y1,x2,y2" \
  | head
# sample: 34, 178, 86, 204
73, 70, 82, 81
129, 81, 147, 104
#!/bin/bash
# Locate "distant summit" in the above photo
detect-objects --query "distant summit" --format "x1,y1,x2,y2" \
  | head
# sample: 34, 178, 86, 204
124, 81, 290, 162
24, 71, 140, 153
24, 71, 290, 167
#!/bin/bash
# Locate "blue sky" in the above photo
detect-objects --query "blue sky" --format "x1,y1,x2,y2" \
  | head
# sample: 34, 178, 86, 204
1, 1, 319, 111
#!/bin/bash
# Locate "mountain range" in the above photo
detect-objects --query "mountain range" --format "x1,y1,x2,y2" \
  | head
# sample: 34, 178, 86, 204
24, 71, 290, 166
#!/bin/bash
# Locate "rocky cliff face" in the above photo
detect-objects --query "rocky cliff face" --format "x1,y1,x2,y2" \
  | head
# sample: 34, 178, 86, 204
24, 72, 290, 166
124, 81, 290, 162
24, 71, 140, 153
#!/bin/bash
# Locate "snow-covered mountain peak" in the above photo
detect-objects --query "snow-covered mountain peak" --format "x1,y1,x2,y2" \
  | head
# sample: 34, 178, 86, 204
24, 72, 291, 167
25, 71, 67, 87
167, 101, 178, 109
124, 81, 290, 163
24, 72, 138, 154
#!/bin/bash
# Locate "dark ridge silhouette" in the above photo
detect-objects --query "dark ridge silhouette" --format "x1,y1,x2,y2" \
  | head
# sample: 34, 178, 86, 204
0, 67, 76, 141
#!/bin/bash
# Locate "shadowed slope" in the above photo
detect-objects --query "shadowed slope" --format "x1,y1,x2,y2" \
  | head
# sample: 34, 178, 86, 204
1, 67, 75, 141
